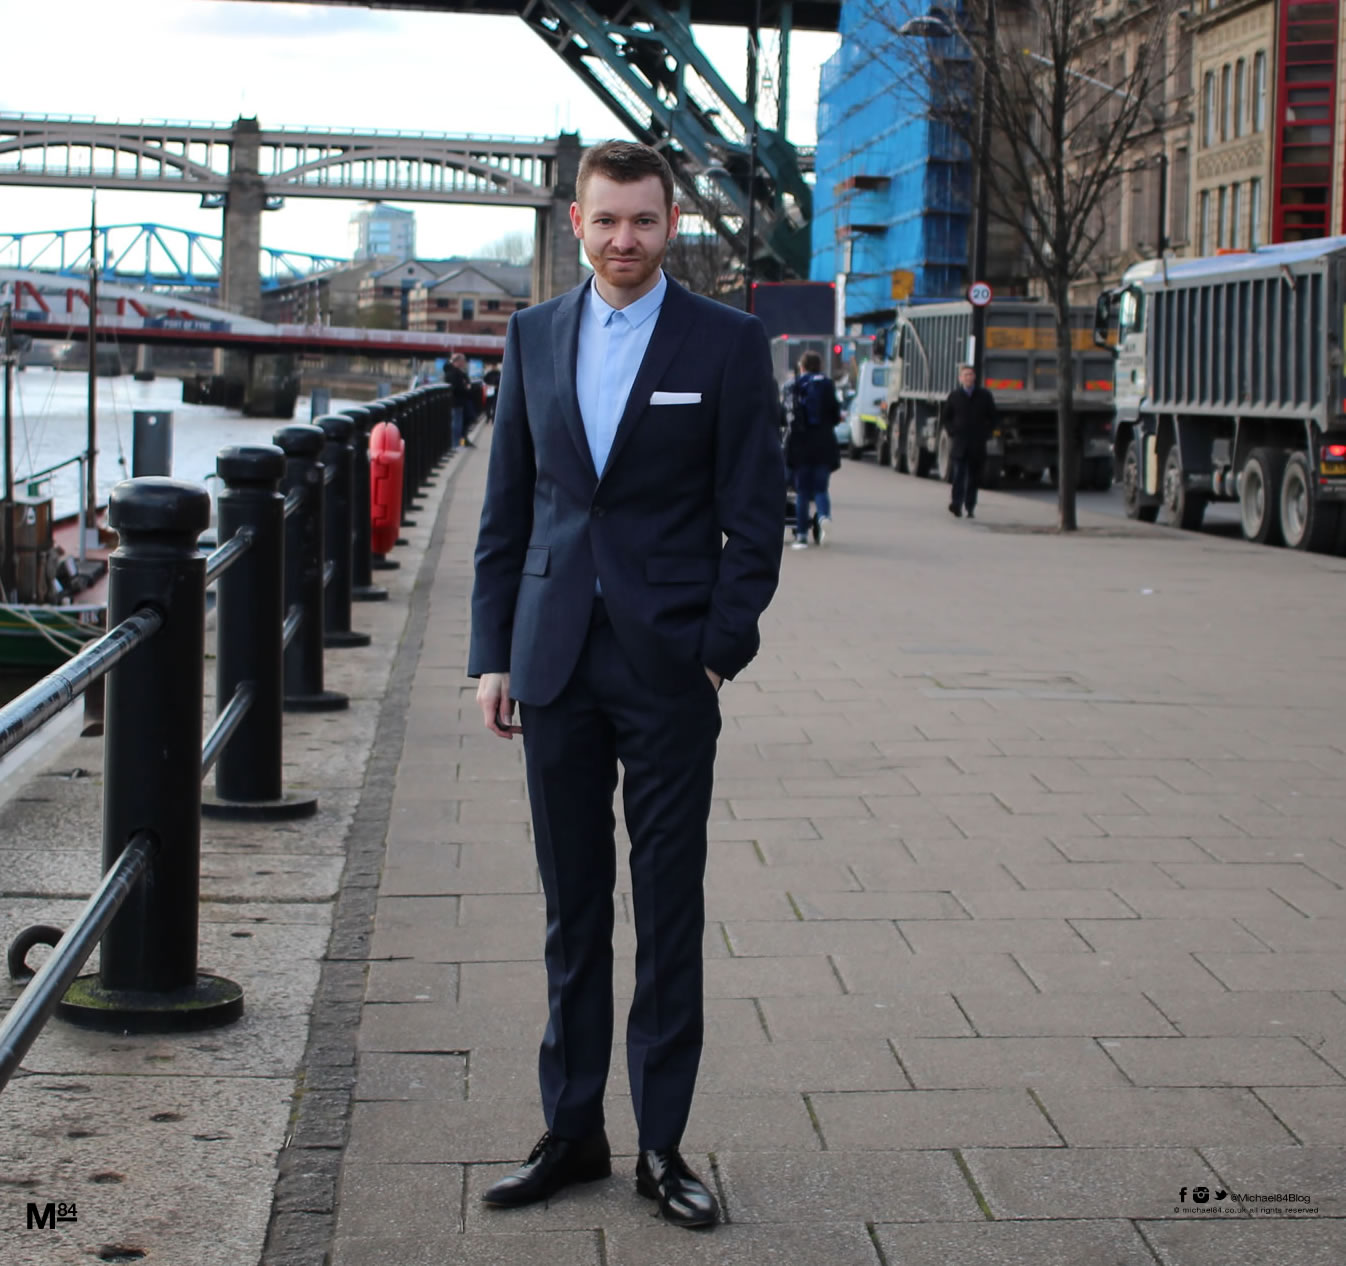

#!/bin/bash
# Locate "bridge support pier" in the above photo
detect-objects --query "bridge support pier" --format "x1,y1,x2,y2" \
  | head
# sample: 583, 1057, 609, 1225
533, 132, 584, 303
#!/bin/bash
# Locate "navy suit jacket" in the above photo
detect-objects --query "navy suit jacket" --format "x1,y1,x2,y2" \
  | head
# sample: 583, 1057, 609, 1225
468, 274, 784, 706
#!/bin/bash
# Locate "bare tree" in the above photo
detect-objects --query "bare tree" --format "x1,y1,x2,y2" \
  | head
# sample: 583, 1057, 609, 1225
475, 229, 534, 267
664, 214, 743, 299
868, 0, 1176, 530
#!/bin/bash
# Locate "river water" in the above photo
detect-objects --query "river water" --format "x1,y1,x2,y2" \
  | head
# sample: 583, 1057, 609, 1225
6, 367, 368, 518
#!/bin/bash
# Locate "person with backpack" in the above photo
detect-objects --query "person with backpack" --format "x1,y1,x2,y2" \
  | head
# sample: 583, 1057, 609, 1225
786, 351, 840, 549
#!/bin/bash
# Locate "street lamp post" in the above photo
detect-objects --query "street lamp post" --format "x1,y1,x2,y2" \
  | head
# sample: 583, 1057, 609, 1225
743, 0, 762, 312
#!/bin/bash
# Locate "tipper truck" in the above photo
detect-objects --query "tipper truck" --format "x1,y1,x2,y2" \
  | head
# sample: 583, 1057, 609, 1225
878, 300, 1116, 488
1095, 236, 1346, 550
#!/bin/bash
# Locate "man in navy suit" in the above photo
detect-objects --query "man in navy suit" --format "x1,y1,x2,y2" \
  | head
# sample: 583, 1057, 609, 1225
469, 140, 783, 1229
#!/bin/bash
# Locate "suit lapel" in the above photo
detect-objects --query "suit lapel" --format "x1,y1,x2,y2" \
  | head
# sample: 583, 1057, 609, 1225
598, 275, 694, 482
552, 279, 597, 482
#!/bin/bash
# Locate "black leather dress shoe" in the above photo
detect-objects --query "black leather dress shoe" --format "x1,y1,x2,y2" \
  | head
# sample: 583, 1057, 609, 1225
636, 1149, 719, 1229
481, 1130, 611, 1207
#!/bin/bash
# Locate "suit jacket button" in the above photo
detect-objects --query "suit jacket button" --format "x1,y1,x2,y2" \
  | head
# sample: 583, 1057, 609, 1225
592, 506, 605, 518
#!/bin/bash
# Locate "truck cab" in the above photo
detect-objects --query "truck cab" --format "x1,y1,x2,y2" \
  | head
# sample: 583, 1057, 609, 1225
1094, 259, 1160, 428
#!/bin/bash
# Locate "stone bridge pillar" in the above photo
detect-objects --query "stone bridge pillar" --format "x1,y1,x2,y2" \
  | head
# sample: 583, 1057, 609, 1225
532, 132, 584, 303
221, 116, 265, 320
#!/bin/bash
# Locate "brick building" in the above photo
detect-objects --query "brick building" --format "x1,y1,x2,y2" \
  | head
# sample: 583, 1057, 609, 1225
406, 263, 531, 335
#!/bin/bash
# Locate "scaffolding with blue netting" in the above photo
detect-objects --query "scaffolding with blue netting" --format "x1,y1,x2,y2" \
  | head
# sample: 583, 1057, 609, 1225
812, 1, 973, 320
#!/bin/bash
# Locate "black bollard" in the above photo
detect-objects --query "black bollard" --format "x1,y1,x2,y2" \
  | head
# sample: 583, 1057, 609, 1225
203, 446, 319, 822
345, 405, 388, 603
57, 478, 244, 1032
274, 425, 349, 713
317, 413, 371, 649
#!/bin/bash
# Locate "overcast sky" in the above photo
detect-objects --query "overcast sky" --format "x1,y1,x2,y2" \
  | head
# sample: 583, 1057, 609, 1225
1, 1, 838, 265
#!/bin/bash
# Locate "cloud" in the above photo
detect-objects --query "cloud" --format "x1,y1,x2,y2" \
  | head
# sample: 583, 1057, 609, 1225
165, 1, 394, 40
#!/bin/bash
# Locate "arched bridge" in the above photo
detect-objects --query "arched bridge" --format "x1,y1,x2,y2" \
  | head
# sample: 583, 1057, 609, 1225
0, 222, 346, 291
0, 115, 562, 206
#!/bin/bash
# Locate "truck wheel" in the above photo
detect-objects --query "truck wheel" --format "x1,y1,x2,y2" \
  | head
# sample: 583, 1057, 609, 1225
937, 428, 954, 483
894, 415, 909, 473
1280, 451, 1340, 552
878, 432, 892, 468
1161, 446, 1207, 531
848, 429, 864, 460
1121, 439, 1159, 522
1240, 447, 1286, 545
907, 418, 931, 478
981, 461, 1003, 491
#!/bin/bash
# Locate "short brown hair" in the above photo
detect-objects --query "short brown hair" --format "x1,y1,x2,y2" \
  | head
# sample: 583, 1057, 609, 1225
800, 351, 823, 373
576, 140, 675, 213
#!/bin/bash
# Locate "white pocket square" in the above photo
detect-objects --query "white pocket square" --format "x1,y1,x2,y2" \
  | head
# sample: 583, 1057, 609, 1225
650, 391, 701, 405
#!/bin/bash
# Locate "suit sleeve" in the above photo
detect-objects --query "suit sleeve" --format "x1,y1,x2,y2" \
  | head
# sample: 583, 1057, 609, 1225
700, 316, 784, 680
467, 313, 535, 678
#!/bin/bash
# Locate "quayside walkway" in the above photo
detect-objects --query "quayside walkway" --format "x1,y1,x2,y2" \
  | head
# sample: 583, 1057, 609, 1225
330, 445, 1346, 1265
4, 433, 1345, 1266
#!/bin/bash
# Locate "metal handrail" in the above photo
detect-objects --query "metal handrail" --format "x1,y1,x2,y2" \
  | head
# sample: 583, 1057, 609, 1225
204, 527, 254, 586
0, 608, 163, 759
15, 453, 85, 484
201, 682, 255, 777
0, 831, 157, 1093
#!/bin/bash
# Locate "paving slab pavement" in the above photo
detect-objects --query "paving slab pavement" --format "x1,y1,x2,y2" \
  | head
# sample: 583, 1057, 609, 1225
322, 441, 1346, 1265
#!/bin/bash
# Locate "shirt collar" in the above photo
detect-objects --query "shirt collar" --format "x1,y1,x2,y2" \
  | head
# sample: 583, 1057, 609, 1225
587, 269, 667, 329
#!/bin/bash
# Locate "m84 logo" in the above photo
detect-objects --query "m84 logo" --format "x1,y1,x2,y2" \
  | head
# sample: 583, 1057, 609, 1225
26, 1201, 78, 1230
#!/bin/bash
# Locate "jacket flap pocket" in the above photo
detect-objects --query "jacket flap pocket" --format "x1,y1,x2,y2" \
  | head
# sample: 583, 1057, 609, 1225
645, 556, 717, 584
522, 546, 550, 576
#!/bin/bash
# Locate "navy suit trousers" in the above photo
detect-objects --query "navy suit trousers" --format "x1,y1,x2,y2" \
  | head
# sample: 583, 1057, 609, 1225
520, 599, 721, 1151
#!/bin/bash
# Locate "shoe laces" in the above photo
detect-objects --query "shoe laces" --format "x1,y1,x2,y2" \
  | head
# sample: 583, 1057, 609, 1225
525, 1131, 554, 1164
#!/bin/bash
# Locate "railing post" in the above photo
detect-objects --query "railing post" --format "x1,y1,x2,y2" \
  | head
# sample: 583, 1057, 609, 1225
344, 404, 388, 603
274, 425, 349, 713
56, 477, 244, 1032
317, 413, 371, 649
393, 394, 419, 527
203, 445, 319, 821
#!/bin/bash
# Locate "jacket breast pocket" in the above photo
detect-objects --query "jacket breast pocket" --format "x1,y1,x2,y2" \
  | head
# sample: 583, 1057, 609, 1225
645, 556, 717, 585
522, 546, 550, 576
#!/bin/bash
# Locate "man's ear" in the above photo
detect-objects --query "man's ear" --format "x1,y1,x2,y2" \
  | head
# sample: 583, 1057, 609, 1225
569, 201, 583, 239
667, 202, 680, 241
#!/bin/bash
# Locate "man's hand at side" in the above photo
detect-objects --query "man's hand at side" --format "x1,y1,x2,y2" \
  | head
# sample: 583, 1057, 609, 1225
478, 672, 523, 738
705, 667, 723, 692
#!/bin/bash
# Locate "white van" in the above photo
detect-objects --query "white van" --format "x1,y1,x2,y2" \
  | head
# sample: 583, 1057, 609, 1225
844, 360, 892, 464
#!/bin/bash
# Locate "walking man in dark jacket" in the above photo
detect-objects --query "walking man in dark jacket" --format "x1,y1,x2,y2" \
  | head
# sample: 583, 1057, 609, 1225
942, 364, 996, 519
786, 351, 840, 549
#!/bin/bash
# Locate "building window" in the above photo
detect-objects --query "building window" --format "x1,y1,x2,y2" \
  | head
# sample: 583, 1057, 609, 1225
1130, 168, 1148, 249
1230, 182, 1242, 248
1172, 147, 1190, 244
1220, 64, 1232, 141
1234, 59, 1246, 137
485, 299, 500, 312
1200, 189, 1211, 253
436, 297, 449, 309
1217, 186, 1227, 247
1253, 51, 1267, 132
1203, 72, 1217, 146
462, 299, 476, 320
1250, 177, 1263, 247
435, 321, 446, 333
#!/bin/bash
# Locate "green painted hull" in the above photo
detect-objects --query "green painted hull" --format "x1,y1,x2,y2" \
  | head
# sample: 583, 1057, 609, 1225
0, 605, 105, 670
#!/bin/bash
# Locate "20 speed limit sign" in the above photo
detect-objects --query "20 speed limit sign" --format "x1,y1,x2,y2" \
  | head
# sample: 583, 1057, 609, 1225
968, 281, 993, 306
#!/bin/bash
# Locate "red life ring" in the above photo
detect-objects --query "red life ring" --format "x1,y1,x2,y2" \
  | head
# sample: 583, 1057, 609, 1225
370, 421, 405, 556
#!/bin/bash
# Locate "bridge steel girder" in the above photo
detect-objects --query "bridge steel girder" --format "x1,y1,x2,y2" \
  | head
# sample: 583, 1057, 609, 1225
0, 224, 345, 291
520, 0, 812, 279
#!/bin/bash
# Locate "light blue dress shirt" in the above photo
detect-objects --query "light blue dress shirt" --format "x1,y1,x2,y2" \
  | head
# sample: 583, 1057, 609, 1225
575, 269, 667, 478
